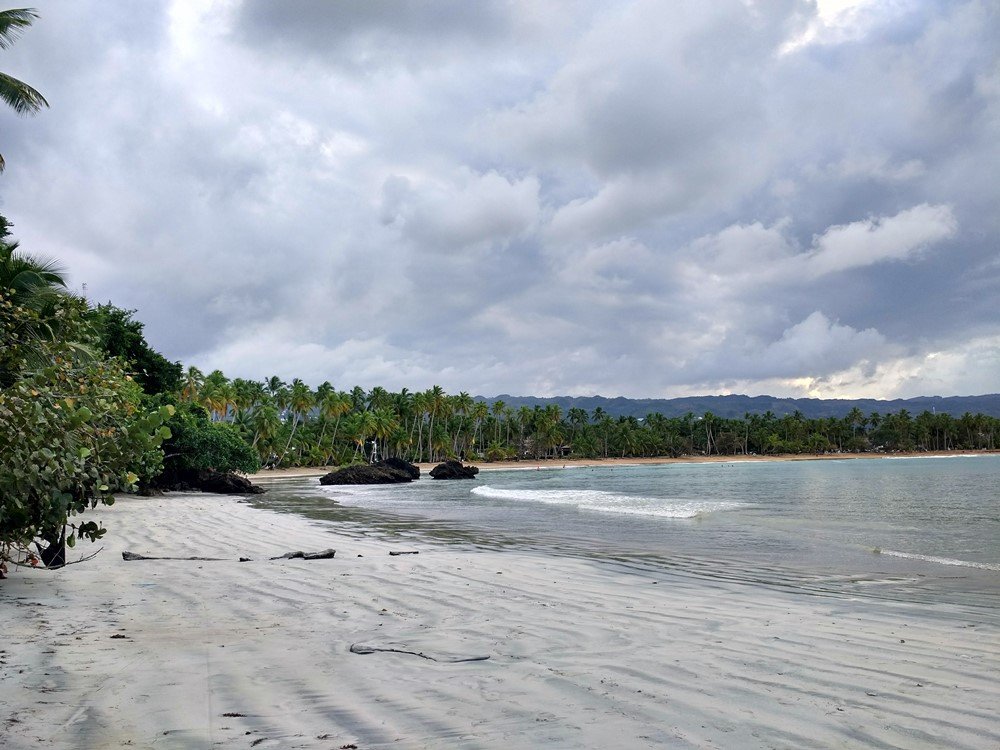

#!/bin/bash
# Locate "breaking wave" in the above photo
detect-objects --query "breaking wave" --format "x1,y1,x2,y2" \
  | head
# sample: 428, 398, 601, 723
470, 486, 745, 519
875, 549, 1000, 571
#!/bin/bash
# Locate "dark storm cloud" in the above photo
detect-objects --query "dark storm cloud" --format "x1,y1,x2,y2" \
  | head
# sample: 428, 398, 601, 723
234, 0, 516, 70
1, 0, 997, 398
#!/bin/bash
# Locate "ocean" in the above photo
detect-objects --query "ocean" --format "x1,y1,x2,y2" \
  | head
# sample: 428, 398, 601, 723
251, 455, 1000, 610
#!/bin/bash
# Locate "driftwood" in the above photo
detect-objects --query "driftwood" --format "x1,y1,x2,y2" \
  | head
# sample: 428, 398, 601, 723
268, 548, 336, 561
123, 548, 335, 562
388, 550, 419, 556
122, 551, 225, 561
349, 643, 490, 662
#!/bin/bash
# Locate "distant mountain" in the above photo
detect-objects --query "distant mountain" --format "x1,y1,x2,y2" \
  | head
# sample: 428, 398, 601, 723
474, 394, 1000, 419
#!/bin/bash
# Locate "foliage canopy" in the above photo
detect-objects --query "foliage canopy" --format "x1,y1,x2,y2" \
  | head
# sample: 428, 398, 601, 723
158, 400, 261, 482
0, 292, 172, 561
88, 303, 182, 396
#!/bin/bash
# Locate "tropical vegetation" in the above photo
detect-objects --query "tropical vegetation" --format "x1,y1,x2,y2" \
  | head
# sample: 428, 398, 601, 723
0, 237, 172, 568
170, 373, 1000, 468
0, 7, 48, 172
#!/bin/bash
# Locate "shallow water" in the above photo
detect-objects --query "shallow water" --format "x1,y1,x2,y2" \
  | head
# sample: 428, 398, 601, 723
251, 455, 1000, 610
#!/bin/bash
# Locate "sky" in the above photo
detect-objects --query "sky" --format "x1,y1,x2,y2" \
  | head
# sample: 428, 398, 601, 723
2, 0, 998, 399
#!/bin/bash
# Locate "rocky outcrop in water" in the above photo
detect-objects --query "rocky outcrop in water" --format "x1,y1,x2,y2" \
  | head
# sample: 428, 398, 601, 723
429, 460, 479, 480
380, 457, 421, 479
320, 463, 415, 485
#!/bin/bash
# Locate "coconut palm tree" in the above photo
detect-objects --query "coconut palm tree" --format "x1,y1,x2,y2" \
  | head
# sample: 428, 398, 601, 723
471, 401, 489, 454
349, 410, 377, 462
370, 407, 399, 462
490, 399, 505, 443
1, 9, 48, 172
425, 385, 446, 462
0, 241, 65, 305
179, 366, 204, 402
317, 389, 350, 463
276, 379, 314, 464
411, 390, 428, 462
250, 402, 280, 447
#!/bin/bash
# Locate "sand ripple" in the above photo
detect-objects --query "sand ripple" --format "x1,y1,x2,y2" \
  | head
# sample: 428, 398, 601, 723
0, 494, 997, 749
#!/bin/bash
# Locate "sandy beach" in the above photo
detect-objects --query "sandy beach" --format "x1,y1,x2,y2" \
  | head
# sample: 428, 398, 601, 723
248, 449, 1000, 481
1, 490, 997, 749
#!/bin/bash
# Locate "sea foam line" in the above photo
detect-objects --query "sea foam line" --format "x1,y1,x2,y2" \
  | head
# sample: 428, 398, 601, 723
470, 485, 745, 518
875, 549, 1000, 572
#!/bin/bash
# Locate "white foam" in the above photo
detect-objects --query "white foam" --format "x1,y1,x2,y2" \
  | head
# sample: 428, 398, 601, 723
876, 549, 1000, 571
470, 486, 745, 519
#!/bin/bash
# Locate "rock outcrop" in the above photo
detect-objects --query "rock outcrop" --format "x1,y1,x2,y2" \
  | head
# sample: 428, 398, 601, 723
158, 469, 265, 495
380, 457, 421, 479
320, 463, 414, 485
429, 460, 479, 480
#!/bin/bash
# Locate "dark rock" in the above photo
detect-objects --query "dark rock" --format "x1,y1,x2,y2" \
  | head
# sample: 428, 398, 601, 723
378, 457, 420, 479
155, 469, 265, 495
193, 469, 266, 495
320, 464, 413, 485
429, 460, 480, 480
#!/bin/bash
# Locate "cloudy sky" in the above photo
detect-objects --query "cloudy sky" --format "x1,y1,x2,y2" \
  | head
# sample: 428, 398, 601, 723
2, 0, 998, 398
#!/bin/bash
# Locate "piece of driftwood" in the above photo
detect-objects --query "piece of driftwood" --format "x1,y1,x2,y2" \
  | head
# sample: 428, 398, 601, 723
388, 550, 419, 556
123, 549, 334, 562
268, 548, 336, 561
122, 551, 226, 561
349, 643, 490, 662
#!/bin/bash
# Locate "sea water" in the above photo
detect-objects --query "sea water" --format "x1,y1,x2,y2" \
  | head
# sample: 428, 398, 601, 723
252, 455, 1000, 608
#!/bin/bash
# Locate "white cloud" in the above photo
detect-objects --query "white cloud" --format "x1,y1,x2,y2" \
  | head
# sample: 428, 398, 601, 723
806, 203, 957, 276
755, 311, 888, 378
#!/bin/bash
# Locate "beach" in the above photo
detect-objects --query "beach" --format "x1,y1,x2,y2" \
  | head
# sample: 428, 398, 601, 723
248, 449, 1000, 481
1, 489, 998, 749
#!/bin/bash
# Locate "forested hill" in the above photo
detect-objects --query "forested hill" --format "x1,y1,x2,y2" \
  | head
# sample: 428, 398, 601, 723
476, 394, 1000, 419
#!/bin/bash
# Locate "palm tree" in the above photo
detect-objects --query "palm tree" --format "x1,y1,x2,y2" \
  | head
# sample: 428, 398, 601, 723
349, 410, 377, 462
317, 390, 350, 463
471, 401, 489, 454
277, 379, 314, 464
0, 230, 70, 386
249, 401, 280, 451
0, 241, 65, 305
491, 399, 505, 443
450, 392, 473, 455
367, 386, 390, 412
179, 366, 204, 402
411, 391, 428, 462
370, 407, 399, 462
425, 385, 446, 462
1, 9, 48, 172
264, 376, 289, 414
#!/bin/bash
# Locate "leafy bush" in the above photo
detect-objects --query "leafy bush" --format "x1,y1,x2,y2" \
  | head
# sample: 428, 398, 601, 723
0, 293, 172, 561
159, 401, 261, 480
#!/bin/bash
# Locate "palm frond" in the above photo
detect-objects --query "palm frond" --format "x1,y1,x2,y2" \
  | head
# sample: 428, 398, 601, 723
0, 71, 47, 114
0, 9, 39, 50
0, 249, 67, 303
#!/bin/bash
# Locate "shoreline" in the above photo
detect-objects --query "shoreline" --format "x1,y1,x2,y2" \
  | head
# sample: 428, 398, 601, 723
1, 492, 997, 748
248, 448, 1000, 480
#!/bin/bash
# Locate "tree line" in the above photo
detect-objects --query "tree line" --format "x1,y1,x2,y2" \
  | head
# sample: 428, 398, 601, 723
172, 371, 1000, 468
